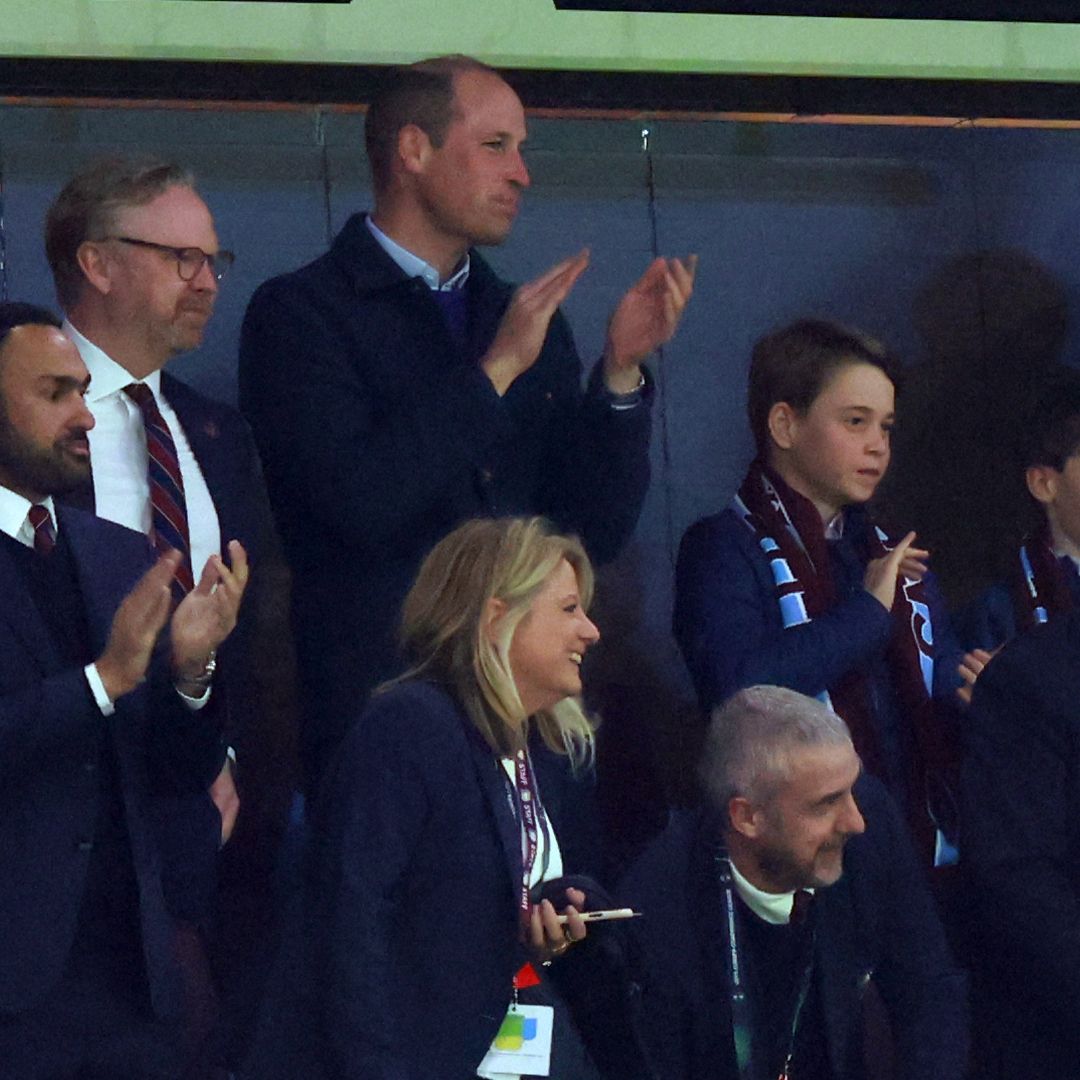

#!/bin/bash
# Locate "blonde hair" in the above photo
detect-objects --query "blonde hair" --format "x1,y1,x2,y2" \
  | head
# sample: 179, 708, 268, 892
393, 516, 596, 768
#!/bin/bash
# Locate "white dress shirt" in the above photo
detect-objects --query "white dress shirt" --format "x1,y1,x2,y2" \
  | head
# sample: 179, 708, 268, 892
63, 320, 221, 578
0, 485, 114, 715
501, 757, 564, 888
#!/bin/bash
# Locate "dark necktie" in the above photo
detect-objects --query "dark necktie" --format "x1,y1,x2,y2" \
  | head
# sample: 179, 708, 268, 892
432, 286, 468, 348
28, 504, 56, 557
790, 889, 814, 927
124, 383, 195, 599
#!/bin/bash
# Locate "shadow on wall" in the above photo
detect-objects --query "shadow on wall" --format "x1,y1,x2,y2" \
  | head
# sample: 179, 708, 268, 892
585, 541, 705, 882
877, 249, 1070, 611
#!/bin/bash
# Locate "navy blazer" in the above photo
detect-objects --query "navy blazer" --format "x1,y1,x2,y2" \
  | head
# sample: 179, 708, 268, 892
301, 681, 590, 1080
238, 214, 652, 785
674, 507, 961, 711
964, 612, 1080, 1077
0, 507, 223, 1018
618, 776, 969, 1080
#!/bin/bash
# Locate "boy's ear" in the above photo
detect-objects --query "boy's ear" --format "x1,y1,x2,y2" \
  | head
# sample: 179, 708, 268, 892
768, 402, 799, 451
1026, 464, 1058, 507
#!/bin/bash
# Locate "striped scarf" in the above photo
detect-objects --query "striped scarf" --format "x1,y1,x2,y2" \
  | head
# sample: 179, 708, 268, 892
733, 460, 940, 850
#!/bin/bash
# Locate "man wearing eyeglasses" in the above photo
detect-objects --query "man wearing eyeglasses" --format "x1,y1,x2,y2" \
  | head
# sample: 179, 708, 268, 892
43, 157, 293, 1077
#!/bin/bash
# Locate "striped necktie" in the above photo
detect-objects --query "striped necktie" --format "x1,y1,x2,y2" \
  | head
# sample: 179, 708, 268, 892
124, 383, 195, 600
27, 504, 56, 557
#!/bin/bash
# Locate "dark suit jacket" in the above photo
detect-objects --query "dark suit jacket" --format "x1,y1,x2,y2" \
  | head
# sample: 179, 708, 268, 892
0, 507, 224, 1018
62, 372, 295, 920
963, 613, 1080, 1078
289, 680, 595, 1080
238, 215, 652, 786
618, 776, 969, 1080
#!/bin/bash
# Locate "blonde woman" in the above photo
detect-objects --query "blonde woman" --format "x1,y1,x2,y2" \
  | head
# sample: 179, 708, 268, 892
307, 517, 644, 1080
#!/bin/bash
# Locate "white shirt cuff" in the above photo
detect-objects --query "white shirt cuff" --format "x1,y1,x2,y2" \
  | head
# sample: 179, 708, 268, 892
177, 684, 212, 711
84, 663, 115, 717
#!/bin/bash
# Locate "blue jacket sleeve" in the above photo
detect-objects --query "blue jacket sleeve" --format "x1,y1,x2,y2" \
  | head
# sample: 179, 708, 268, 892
674, 514, 893, 709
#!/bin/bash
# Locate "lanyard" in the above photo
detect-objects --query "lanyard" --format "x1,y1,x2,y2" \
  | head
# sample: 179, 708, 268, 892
714, 846, 816, 1080
501, 749, 552, 925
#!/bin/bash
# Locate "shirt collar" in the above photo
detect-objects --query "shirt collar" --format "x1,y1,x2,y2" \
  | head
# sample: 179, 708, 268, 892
0, 485, 57, 547
824, 511, 845, 541
63, 319, 162, 403
365, 215, 470, 291
728, 858, 813, 926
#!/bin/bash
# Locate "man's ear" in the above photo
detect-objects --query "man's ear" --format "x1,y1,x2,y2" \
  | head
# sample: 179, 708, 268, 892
482, 596, 508, 645
397, 123, 434, 177
767, 402, 799, 451
1026, 464, 1058, 507
728, 795, 763, 841
75, 240, 115, 298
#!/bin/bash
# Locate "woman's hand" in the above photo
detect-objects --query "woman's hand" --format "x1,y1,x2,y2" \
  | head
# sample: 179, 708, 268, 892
529, 887, 587, 965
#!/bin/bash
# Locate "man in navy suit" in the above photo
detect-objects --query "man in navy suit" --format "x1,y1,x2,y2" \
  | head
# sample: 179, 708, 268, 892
0, 302, 247, 1078
239, 54, 697, 788
44, 158, 295, 1070
963, 613, 1080, 1079
619, 685, 968, 1080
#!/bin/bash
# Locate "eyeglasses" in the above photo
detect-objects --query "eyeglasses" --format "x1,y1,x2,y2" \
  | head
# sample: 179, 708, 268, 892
109, 236, 236, 283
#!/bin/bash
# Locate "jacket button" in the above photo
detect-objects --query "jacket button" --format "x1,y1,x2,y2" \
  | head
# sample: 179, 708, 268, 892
83, 760, 96, 774
480, 467, 494, 485
76, 840, 94, 852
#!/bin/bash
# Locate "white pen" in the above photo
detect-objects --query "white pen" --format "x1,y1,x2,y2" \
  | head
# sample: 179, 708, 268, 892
555, 908, 642, 924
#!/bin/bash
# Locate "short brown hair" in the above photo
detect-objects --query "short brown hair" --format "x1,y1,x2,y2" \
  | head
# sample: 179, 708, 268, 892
45, 157, 195, 309
365, 54, 499, 194
747, 318, 900, 457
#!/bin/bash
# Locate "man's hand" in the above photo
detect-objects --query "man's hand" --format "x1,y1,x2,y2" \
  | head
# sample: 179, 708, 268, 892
529, 887, 587, 965
603, 254, 698, 393
171, 540, 250, 688
956, 646, 1002, 707
209, 758, 240, 847
481, 250, 590, 396
863, 531, 929, 611
96, 551, 181, 702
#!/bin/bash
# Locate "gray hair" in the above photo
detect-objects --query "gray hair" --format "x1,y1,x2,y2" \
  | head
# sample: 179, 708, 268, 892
701, 685, 853, 810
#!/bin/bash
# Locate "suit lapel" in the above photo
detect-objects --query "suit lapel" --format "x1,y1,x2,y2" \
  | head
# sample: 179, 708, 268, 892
814, 878, 862, 1079
464, 728, 523, 903
59, 507, 148, 656
0, 540, 61, 675
687, 819, 741, 1077
162, 374, 229, 549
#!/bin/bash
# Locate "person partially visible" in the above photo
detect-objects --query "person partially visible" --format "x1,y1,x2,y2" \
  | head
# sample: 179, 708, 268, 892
239, 54, 696, 790
619, 685, 968, 1080
45, 156, 296, 1070
962, 605, 1080, 1079
674, 319, 964, 858
955, 371, 1080, 703
253, 517, 652, 1080
0, 301, 247, 1078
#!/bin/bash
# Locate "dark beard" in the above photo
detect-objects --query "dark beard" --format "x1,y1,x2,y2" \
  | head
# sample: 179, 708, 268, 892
0, 423, 89, 498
